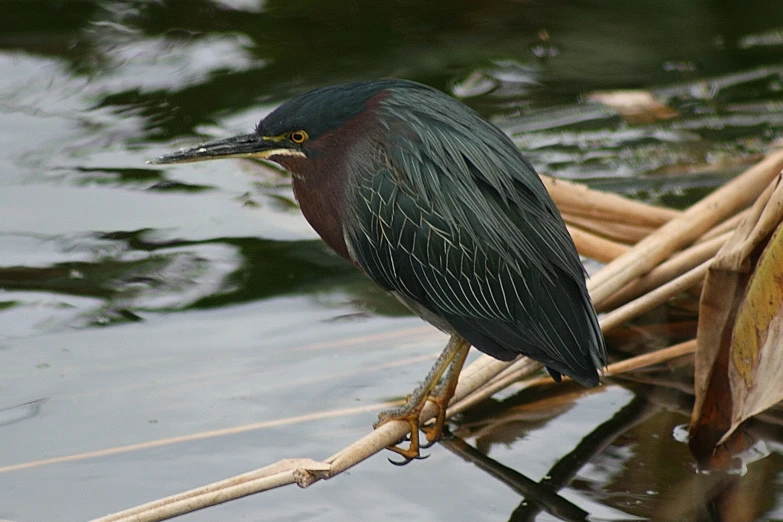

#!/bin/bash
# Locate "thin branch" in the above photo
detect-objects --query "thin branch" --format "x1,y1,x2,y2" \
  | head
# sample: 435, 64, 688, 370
0, 402, 398, 475
93, 338, 697, 522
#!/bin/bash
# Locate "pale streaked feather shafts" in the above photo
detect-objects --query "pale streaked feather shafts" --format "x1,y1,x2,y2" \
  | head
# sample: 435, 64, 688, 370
344, 85, 606, 385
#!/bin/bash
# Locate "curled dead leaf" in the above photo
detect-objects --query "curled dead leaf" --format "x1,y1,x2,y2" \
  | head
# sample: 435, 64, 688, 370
689, 174, 783, 467
723, 220, 783, 444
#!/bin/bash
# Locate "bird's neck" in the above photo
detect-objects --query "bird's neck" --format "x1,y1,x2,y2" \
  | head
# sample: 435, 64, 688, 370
279, 106, 382, 266
284, 153, 354, 263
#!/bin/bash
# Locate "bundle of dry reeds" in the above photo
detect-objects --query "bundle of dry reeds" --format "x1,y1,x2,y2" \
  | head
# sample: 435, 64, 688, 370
92, 148, 783, 522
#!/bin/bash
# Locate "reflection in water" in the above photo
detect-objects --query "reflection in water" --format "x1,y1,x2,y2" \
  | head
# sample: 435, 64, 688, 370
2, 0, 783, 520
449, 392, 658, 521
452, 373, 783, 521
0, 399, 46, 427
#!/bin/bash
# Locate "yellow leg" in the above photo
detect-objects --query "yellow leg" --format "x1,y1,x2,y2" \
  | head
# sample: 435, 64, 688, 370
421, 342, 469, 444
375, 335, 471, 462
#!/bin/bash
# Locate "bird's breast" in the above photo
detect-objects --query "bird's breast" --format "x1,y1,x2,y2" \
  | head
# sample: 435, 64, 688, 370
290, 165, 354, 264
286, 108, 382, 266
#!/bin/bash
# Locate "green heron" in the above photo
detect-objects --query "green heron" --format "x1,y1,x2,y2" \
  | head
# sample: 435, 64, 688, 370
152, 79, 607, 462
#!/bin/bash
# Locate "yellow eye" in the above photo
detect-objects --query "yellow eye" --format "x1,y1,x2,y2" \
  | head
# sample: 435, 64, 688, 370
290, 130, 308, 144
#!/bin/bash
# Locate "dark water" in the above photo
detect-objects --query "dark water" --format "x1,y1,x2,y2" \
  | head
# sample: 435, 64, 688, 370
2, 1, 783, 520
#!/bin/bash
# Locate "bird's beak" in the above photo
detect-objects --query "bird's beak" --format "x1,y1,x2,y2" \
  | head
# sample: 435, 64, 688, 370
148, 133, 303, 165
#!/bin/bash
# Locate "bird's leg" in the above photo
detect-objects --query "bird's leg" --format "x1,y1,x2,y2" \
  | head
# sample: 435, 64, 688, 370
420, 339, 469, 445
375, 335, 471, 461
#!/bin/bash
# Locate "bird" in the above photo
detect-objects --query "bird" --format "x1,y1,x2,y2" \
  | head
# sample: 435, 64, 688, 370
151, 79, 607, 462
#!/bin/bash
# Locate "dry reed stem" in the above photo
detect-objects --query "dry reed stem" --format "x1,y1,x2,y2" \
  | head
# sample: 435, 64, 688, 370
588, 148, 783, 306
542, 176, 680, 227
567, 224, 630, 263
446, 358, 544, 417
697, 210, 749, 242
1, 402, 403, 476
600, 231, 732, 310
93, 358, 513, 522
599, 260, 711, 333
521, 339, 697, 388
95, 459, 330, 522
564, 214, 656, 243
322, 356, 512, 476
604, 339, 696, 375
94, 333, 695, 522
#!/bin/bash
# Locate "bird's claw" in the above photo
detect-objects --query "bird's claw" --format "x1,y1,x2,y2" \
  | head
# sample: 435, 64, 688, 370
419, 438, 436, 449
388, 452, 430, 466
384, 425, 432, 466
420, 423, 452, 448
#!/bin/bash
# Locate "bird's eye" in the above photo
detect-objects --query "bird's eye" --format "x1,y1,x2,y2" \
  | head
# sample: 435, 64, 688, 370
290, 130, 308, 144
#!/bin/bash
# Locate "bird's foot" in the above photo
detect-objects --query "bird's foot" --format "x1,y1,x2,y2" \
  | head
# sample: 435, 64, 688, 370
374, 394, 451, 464
373, 335, 470, 465
420, 392, 451, 445
375, 400, 426, 464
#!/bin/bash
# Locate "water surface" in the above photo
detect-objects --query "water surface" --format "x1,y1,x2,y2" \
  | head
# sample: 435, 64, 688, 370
2, 1, 783, 520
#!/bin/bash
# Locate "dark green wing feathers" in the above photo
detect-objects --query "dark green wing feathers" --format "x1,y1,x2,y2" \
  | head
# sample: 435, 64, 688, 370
344, 86, 606, 386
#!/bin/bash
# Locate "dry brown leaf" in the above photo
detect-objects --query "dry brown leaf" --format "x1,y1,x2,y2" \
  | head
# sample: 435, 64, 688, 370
689, 175, 783, 466
585, 89, 679, 124
723, 213, 783, 443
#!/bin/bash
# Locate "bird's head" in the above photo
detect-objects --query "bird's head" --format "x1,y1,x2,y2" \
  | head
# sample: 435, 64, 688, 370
150, 79, 426, 169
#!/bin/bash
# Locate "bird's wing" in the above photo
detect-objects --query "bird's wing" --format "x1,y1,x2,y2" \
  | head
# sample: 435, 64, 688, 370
344, 92, 606, 385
